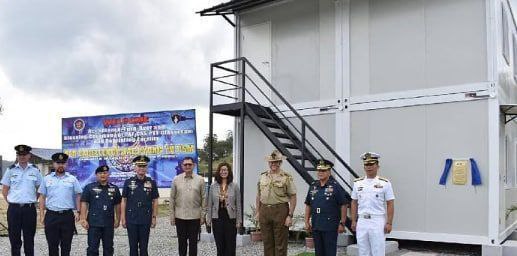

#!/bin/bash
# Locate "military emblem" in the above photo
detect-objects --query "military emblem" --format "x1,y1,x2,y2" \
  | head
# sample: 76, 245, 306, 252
374, 184, 383, 189
310, 186, 318, 196
59, 154, 64, 160
19, 145, 24, 151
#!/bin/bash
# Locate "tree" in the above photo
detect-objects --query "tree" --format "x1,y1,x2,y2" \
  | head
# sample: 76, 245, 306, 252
197, 130, 233, 174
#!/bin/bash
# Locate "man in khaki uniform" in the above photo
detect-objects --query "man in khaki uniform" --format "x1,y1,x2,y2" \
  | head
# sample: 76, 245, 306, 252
256, 150, 297, 256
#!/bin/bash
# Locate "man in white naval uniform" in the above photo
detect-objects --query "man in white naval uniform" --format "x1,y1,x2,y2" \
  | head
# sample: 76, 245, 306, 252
351, 152, 395, 256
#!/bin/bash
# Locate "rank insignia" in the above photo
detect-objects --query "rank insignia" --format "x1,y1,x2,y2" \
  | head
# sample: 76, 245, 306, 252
374, 184, 383, 188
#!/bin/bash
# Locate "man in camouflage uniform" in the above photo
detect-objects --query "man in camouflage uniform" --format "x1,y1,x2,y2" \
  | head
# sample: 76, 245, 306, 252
256, 150, 297, 256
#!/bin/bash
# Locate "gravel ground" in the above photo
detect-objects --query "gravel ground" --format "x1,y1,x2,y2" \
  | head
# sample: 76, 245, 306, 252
0, 217, 323, 256
0, 217, 480, 256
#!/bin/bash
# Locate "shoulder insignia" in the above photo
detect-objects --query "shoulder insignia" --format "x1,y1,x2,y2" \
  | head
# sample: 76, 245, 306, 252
378, 177, 389, 182
354, 176, 365, 182
9, 164, 16, 169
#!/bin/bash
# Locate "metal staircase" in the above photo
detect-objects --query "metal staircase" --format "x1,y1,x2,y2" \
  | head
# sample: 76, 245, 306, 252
208, 57, 360, 232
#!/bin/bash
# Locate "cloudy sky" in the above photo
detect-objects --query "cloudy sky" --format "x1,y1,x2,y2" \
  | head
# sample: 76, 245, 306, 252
0, 0, 235, 160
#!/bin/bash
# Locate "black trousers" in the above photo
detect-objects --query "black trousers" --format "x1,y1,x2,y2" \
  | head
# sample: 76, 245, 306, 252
126, 223, 151, 256
212, 208, 237, 256
87, 226, 115, 256
7, 203, 37, 256
175, 218, 200, 256
313, 229, 338, 256
44, 210, 75, 256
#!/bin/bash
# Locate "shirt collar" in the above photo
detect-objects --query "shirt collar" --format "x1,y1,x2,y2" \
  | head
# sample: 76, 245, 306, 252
15, 163, 31, 170
51, 171, 69, 178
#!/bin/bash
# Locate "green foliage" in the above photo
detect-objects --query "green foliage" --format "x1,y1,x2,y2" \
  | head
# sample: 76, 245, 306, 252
197, 131, 233, 175
506, 205, 517, 220
244, 204, 260, 230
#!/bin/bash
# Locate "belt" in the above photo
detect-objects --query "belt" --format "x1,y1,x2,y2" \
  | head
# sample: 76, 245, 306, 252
46, 209, 73, 214
261, 202, 288, 208
9, 203, 35, 208
358, 214, 384, 219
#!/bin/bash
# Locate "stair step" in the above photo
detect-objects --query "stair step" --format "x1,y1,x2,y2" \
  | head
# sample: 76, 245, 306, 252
282, 143, 299, 149
262, 119, 281, 128
272, 132, 290, 139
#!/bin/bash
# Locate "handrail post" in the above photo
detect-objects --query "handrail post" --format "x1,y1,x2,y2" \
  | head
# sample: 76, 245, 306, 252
239, 59, 246, 235
209, 64, 214, 187
301, 123, 306, 169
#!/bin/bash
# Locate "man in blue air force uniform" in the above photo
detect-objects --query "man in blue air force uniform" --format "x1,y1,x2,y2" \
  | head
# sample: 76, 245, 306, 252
38, 152, 82, 256
1, 145, 43, 256
80, 165, 122, 256
304, 159, 350, 256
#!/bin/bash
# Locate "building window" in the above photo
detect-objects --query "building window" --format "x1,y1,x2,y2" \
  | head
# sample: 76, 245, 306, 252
503, 5, 510, 65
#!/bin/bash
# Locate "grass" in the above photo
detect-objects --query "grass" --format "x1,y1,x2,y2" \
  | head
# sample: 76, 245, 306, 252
157, 203, 170, 217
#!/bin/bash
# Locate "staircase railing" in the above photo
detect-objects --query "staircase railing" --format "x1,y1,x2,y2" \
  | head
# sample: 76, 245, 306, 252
209, 57, 359, 192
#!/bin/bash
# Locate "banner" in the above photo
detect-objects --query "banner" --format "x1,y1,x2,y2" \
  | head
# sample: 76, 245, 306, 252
62, 110, 197, 188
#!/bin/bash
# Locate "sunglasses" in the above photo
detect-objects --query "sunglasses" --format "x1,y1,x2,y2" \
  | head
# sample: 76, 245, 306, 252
182, 163, 194, 166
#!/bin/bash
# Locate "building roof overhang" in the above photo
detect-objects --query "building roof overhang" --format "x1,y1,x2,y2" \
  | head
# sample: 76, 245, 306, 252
197, 0, 279, 26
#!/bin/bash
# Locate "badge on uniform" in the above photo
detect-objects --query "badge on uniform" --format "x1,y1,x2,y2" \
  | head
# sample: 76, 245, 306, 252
144, 181, 152, 188
103, 205, 107, 211
358, 187, 363, 191
93, 187, 102, 198
129, 181, 137, 194
310, 187, 318, 196
374, 184, 383, 189
108, 187, 116, 193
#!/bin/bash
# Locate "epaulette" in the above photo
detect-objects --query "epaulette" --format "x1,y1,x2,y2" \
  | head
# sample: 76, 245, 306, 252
9, 164, 16, 169
260, 171, 268, 175
281, 171, 292, 178
378, 176, 389, 182
354, 176, 365, 182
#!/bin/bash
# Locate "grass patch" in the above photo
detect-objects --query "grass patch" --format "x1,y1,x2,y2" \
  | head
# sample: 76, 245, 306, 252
294, 253, 315, 256
157, 204, 170, 217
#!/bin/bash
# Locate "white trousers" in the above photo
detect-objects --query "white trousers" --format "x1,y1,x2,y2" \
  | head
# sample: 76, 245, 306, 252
356, 217, 386, 256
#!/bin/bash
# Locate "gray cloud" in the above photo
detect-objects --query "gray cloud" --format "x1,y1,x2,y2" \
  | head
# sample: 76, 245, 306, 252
0, 0, 233, 110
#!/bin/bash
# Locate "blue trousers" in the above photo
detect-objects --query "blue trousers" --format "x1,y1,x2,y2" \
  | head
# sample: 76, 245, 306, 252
7, 204, 37, 256
127, 223, 151, 256
313, 230, 338, 256
87, 226, 114, 256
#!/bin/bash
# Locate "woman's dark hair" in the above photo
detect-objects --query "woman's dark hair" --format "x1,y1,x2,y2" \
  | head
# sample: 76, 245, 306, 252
214, 162, 233, 184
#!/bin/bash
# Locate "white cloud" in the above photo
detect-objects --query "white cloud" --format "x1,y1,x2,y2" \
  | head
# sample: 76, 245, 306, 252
0, 0, 236, 160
